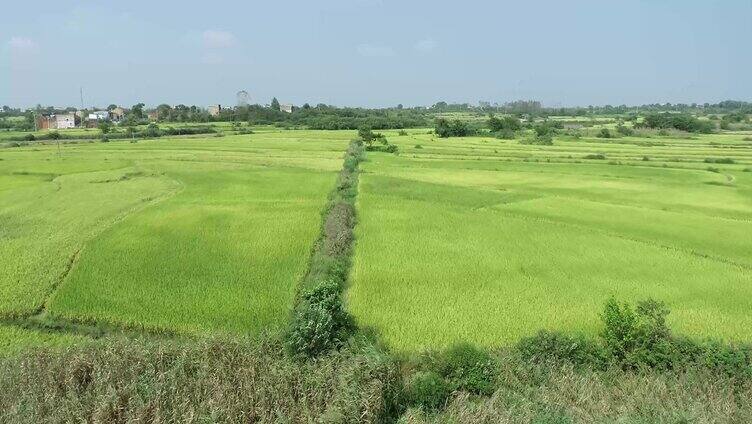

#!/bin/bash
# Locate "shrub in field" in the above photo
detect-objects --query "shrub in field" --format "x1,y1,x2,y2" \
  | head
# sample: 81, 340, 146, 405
704, 157, 735, 164
583, 153, 606, 160
398, 129, 408, 136
434, 343, 498, 396
642, 156, 650, 161
518, 330, 606, 368
494, 128, 516, 139
405, 371, 451, 411
616, 124, 634, 136
520, 134, 553, 146
597, 128, 612, 138
286, 280, 356, 358
707, 166, 720, 173
48, 131, 61, 140
601, 298, 674, 369
435, 118, 473, 138
414, 144, 423, 149
23, 133, 35, 141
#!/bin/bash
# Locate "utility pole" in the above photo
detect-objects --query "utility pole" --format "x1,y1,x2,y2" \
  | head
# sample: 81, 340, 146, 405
79, 86, 84, 128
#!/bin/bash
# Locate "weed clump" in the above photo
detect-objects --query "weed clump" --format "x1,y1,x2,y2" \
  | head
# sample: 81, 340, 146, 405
286, 281, 355, 358
704, 157, 735, 164
583, 153, 606, 160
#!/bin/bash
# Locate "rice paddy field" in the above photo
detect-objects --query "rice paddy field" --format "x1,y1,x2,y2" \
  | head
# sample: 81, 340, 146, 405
3, 125, 752, 355
0, 130, 350, 342
349, 130, 752, 351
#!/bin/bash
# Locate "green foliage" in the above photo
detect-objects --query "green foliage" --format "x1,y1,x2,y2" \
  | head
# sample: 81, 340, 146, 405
435, 118, 473, 137
640, 113, 714, 133
597, 128, 612, 138
48, 131, 61, 140
583, 153, 606, 159
704, 157, 735, 164
0, 338, 399, 423
488, 115, 521, 133
494, 128, 516, 139
358, 126, 375, 142
434, 343, 498, 395
616, 124, 634, 136
97, 121, 111, 135
398, 129, 408, 136
405, 371, 451, 411
518, 330, 606, 368
270, 97, 281, 111
601, 298, 674, 369
286, 280, 356, 358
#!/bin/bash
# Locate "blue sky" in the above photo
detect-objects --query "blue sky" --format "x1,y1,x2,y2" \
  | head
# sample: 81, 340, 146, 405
1, 0, 750, 108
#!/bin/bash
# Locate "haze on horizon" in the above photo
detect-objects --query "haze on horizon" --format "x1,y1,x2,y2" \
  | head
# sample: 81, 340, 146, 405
1, 0, 751, 109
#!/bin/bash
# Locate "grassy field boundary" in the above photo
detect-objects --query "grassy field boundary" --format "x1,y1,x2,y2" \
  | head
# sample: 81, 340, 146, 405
285, 139, 365, 357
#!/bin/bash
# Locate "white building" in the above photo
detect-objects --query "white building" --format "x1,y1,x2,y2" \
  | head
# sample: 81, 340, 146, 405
55, 113, 76, 129
280, 104, 294, 113
88, 111, 110, 121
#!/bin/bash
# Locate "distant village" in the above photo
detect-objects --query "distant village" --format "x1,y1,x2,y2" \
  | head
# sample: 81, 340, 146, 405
33, 101, 296, 130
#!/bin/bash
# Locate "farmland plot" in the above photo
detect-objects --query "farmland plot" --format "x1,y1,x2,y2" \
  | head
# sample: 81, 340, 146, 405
349, 131, 752, 350
0, 131, 350, 337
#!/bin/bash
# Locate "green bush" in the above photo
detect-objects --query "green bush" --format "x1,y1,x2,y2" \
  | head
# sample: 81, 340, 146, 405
583, 153, 606, 160
286, 281, 355, 358
406, 371, 451, 411
616, 125, 634, 136
495, 128, 516, 139
597, 128, 612, 138
24, 133, 35, 141
435, 118, 473, 138
518, 330, 606, 368
434, 343, 497, 396
704, 157, 735, 164
398, 129, 408, 136
601, 298, 674, 369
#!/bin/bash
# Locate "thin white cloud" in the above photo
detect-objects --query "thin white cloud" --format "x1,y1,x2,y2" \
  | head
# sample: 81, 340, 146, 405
7, 36, 38, 53
356, 43, 395, 58
202, 30, 238, 49
414, 38, 436, 53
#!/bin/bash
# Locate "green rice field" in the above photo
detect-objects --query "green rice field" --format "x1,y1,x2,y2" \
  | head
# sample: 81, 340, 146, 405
0, 130, 350, 338
348, 130, 752, 351
2, 126, 752, 353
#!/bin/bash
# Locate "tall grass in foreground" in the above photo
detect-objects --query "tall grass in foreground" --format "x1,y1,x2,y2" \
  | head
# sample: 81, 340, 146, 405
0, 336, 400, 423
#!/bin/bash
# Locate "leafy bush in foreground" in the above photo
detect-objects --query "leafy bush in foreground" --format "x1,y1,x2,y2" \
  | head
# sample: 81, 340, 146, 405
518, 330, 606, 368
519, 298, 752, 375
435, 343, 498, 396
286, 280, 355, 358
406, 371, 451, 411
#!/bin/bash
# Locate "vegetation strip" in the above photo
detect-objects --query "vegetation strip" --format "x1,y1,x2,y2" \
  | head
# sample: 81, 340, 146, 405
286, 139, 363, 357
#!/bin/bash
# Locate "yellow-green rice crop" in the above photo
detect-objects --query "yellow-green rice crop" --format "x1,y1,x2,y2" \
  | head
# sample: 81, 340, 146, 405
349, 131, 752, 351
1, 130, 351, 335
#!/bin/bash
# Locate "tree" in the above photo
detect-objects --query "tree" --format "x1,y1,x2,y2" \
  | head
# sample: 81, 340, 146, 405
130, 103, 145, 120
98, 120, 112, 135
107, 104, 118, 111
270, 97, 280, 111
